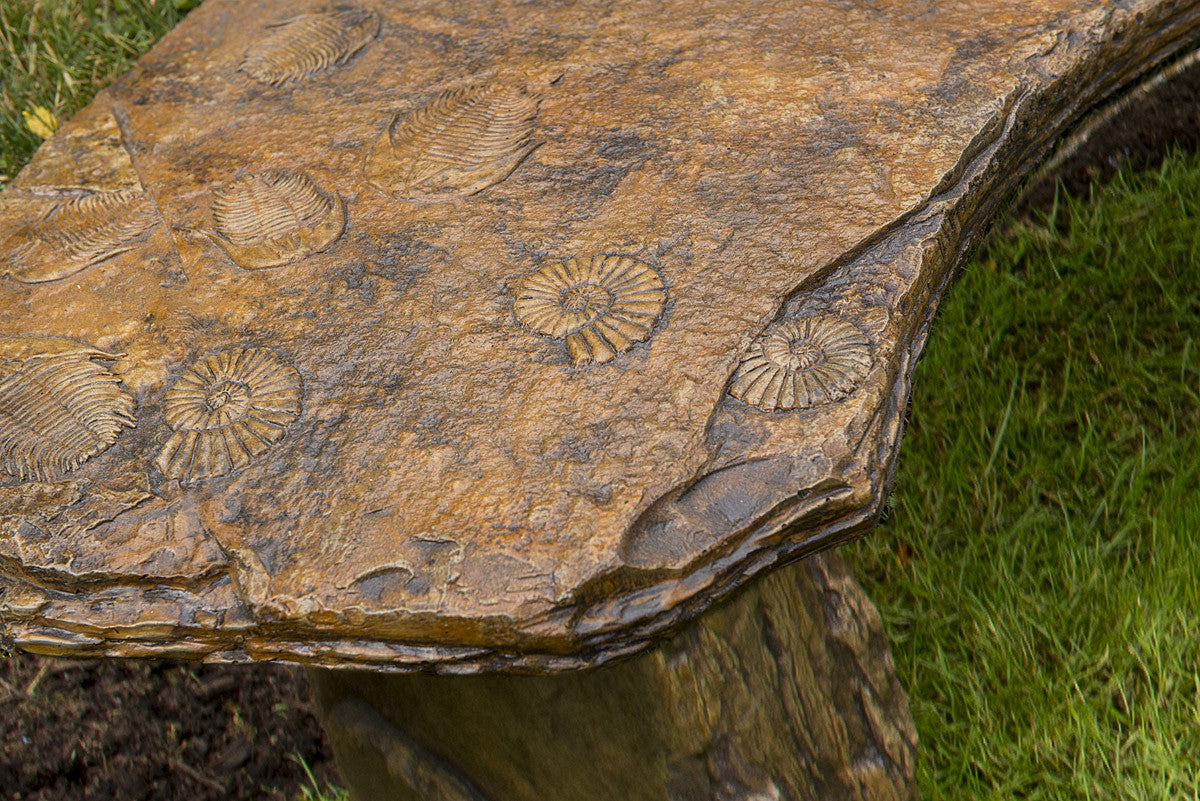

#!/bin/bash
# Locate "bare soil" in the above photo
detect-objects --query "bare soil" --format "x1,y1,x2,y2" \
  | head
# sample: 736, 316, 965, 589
0, 656, 336, 800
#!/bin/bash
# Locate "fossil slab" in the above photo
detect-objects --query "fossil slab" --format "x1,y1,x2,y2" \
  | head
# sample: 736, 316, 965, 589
0, 0, 1198, 672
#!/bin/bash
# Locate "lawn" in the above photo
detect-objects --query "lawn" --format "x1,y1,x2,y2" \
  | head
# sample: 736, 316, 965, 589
846, 158, 1200, 798
3, 1, 1200, 799
0, 0, 198, 186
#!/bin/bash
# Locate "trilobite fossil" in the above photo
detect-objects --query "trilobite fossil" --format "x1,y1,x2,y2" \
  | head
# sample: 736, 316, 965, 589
239, 6, 381, 87
514, 255, 667, 366
208, 170, 346, 270
364, 84, 541, 199
0, 189, 158, 284
155, 348, 302, 483
728, 315, 873, 411
0, 336, 136, 481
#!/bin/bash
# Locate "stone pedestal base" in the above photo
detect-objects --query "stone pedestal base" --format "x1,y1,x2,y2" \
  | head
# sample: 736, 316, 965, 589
309, 552, 915, 801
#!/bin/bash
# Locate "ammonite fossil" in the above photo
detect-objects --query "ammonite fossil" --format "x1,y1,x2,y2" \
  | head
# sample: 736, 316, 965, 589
728, 315, 873, 411
0, 189, 158, 284
0, 336, 136, 481
513, 255, 667, 366
364, 84, 540, 199
208, 170, 345, 269
154, 348, 302, 483
239, 6, 381, 87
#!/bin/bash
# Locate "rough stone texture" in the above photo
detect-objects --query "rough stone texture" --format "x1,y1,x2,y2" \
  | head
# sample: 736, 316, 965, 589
1, 0, 1199, 670
310, 551, 916, 801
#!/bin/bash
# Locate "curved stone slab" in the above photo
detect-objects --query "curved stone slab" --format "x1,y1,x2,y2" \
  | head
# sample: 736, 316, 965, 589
0, 0, 1197, 671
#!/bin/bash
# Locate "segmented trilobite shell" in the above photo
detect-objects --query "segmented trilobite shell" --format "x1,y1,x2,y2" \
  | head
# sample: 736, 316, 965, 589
364, 85, 541, 198
0, 336, 136, 481
239, 6, 381, 86
1, 189, 157, 284
514, 255, 667, 366
155, 348, 301, 483
728, 316, 873, 411
209, 170, 345, 269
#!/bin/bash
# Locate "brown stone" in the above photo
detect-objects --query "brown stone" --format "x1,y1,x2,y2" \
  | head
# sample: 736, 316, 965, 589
1, 0, 1199, 670
309, 552, 917, 801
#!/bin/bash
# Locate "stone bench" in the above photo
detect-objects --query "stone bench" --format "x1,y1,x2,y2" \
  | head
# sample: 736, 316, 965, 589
2, 0, 1198, 798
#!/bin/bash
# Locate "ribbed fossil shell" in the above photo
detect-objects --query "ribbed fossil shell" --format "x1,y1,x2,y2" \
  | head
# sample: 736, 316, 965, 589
364, 84, 541, 199
209, 170, 345, 269
154, 348, 301, 483
729, 316, 873, 411
514, 255, 667, 366
1, 189, 158, 284
239, 6, 381, 87
0, 336, 136, 481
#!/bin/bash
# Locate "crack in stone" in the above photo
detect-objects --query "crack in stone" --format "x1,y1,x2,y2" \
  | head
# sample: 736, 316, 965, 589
109, 100, 187, 276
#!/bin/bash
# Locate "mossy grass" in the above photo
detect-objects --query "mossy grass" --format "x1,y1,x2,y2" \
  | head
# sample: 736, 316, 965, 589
0, 0, 199, 186
5, 1, 1200, 798
847, 152, 1200, 798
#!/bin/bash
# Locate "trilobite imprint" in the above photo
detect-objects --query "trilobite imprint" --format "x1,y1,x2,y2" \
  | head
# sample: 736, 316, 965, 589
209, 170, 345, 269
239, 6, 381, 87
155, 348, 301, 483
0, 336, 136, 481
728, 315, 873, 411
0, 190, 157, 284
364, 84, 541, 199
514, 255, 667, 366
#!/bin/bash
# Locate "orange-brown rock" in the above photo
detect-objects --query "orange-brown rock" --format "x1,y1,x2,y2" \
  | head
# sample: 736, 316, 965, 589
1, 0, 1198, 671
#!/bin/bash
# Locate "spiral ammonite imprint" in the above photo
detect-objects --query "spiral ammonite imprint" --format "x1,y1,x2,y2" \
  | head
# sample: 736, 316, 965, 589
728, 315, 873, 411
513, 255, 667, 366
155, 348, 302, 483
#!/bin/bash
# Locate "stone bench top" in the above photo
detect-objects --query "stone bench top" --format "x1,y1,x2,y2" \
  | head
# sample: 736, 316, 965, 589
1, 0, 1196, 672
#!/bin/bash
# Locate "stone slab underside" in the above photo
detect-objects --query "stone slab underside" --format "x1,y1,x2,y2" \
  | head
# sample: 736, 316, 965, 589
0, 0, 1197, 671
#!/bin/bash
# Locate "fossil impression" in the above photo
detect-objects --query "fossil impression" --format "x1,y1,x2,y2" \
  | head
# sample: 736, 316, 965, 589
208, 170, 345, 269
239, 6, 381, 87
514, 255, 667, 366
155, 348, 302, 483
0, 336, 136, 481
364, 85, 541, 199
0, 189, 158, 284
729, 315, 873, 411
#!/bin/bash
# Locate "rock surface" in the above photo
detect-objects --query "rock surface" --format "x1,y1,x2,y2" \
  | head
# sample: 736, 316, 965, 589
1, 0, 1198, 671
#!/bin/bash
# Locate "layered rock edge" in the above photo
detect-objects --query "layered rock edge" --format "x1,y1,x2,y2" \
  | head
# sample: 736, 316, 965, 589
1, 0, 1198, 671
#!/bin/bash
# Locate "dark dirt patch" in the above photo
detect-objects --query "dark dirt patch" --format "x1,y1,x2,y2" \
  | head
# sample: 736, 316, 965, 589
0, 656, 337, 801
1014, 49, 1200, 218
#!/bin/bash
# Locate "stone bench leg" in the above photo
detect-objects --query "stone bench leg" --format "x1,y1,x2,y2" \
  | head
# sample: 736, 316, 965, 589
308, 551, 915, 801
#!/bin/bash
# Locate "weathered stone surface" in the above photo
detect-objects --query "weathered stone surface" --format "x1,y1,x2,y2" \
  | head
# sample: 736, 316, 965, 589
1, 0, 1198, 670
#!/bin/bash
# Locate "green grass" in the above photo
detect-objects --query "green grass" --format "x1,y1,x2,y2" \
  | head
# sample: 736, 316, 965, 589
296, 780, 350, 801
5, 1, 1200, 798
294, 754, 350, 801
0, 0, 198, 187
846, 153, 1200, 798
